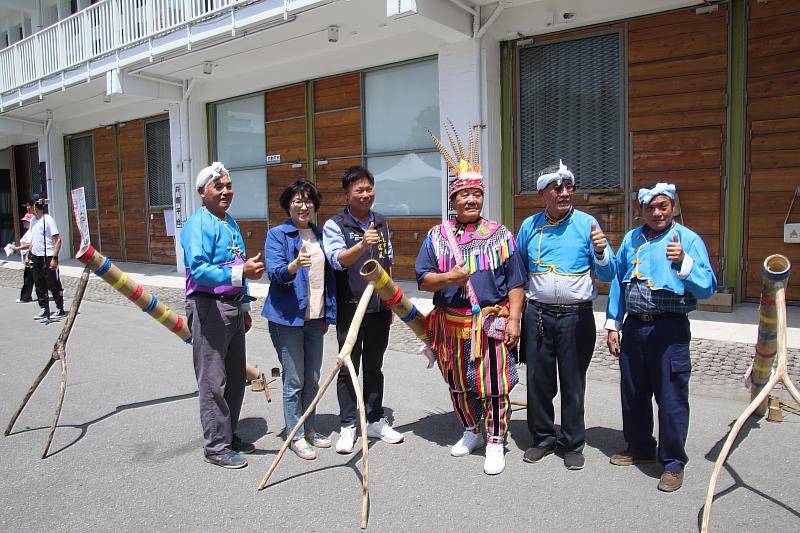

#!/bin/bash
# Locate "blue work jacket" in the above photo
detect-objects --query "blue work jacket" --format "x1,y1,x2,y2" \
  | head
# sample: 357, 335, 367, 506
261, 219, 337, 326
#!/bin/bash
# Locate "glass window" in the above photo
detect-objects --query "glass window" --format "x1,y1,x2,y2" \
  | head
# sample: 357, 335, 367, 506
364, 59, 440, 216
226, 168, 267, 220
518, 32, 623, 191
213, 94, 267, 219
214, 95, 265, 168
145, 119, 172, 207
68, 136, 97, 209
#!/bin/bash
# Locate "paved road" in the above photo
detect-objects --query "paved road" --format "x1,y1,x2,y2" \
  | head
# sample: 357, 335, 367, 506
1, 285, 799, 532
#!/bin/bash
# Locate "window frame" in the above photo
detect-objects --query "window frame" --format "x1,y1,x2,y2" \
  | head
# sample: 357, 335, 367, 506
65, 133, 97, 210
144, 116, 173, 208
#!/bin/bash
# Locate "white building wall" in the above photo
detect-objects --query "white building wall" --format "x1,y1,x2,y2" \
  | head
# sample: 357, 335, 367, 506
38, 121, 69, 260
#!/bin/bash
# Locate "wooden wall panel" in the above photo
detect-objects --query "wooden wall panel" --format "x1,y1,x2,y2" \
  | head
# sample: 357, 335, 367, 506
266, 164, 306, 229
238, 219, 269, 262
119, 120, 148, 262
386, 217, 439, 280
628, 5, 728, 278
314, 108, 361, 159
265, 84, 305, 121
266, 118, 307, 163
314, 73, 360, 112
93, 126, 121, 260
744, 0, 800, 301
148, 207, 175, 264
315, 157, 361, 223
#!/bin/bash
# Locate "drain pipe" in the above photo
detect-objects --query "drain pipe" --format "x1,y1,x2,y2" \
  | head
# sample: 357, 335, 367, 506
181, 78, 196, 212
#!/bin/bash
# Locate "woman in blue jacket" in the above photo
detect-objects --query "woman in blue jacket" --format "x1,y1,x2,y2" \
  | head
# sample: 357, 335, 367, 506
262, 180, 336, 460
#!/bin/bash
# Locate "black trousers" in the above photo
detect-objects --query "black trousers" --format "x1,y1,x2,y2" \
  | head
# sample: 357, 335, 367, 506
19, 264, 34, 301
29, 254, 64, 312
523, 302, 595, 452
336, 303, 391, 426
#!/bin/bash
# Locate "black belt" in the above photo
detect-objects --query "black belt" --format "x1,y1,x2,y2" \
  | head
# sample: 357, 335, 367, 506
529, 300, 593, 313
191, 292, 248, 303
628, 312, 686, 323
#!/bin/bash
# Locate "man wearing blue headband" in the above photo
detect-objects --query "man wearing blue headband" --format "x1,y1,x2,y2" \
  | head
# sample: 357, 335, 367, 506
517, 160, 616, 471
605, 182, 716, 492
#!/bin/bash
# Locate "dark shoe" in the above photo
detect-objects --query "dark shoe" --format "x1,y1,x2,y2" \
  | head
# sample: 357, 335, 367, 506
204, 450, 248, 469
232, 435, 256, 454
53, 309, 68, 319
33, 309, 50, 321
657, 470, 684, 492
523, 445, 556, 464
610, 449, 657, 467
564, 451, 585, 470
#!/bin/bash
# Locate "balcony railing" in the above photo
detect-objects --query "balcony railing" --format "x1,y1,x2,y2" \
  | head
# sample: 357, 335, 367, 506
0, 0, 311, 96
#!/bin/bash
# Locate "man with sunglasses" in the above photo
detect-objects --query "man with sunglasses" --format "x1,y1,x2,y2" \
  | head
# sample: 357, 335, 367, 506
516, 160, 616, 471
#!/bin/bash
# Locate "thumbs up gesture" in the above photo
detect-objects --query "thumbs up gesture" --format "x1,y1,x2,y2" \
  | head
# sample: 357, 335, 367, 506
362, 222, 380, 247
590, 220, 607, 256
289, 243, 312, 274
448, 258, 471, 287
666, 231, 684, 264
244, 251, 265, 280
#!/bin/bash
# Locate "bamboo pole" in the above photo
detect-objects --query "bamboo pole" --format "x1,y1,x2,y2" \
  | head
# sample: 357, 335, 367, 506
258, 283, 375, 529
701, 255, 798, 532
359, 260, 428, 342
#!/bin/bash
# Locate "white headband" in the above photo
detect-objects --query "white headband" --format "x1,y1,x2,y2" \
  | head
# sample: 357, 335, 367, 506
536, 160, 575, 191
638, 182, 676, 205
196, 162, 229, 191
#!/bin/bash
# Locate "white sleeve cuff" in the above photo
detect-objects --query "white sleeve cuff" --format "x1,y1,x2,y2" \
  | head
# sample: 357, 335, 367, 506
231, 265, 244, 287
594, 248, 610, 267
604, 318, 622, 331
675, 254, 694, 280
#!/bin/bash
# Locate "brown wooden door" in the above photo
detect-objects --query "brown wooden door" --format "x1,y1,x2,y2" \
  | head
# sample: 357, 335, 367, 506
93, 125, 122, 260
628, 6, 728, 279
744, 0, 800, 301
119, 120, 149, 262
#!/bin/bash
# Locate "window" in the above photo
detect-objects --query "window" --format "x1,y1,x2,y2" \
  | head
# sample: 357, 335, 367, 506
212, 94, 266, 219
364, 59, 440, 216
518, 32, 623, 192
68, 135, 97, 209
145, 119, 172, 207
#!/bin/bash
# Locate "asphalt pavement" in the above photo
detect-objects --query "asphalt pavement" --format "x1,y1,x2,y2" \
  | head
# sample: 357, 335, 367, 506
1, 279, 799, 532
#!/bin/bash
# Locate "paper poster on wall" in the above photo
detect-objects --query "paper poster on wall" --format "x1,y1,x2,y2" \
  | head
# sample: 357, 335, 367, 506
163, 210, 175, 237
173, 183, 186, 228
71, 187, 91, 252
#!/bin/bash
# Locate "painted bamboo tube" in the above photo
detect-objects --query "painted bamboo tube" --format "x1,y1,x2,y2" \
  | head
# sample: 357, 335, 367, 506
359, 259, 428, 343
77, 245, 191, 343
751, 254, 791, 415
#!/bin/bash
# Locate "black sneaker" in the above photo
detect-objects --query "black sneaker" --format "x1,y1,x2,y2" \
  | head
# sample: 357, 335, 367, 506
204, 450, 248, 469
33, 309, 50, 321
232, 435, 256, 454
564, 451, 585, 470
523, 445, 556, 464
53, 309, 68, 319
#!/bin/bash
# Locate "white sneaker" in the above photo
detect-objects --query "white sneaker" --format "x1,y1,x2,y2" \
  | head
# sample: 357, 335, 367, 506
306, 432, 332, 449
290, 439, 317, 460
450, 430, 485, 457
336, 425, 357, 454
366, 418, 404, 444
484, 443, 506, 475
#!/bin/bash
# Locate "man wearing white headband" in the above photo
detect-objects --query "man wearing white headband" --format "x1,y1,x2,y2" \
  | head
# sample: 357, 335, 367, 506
605, 182, 716, 492
516, 160, 616, 471
181, 162, 265, 469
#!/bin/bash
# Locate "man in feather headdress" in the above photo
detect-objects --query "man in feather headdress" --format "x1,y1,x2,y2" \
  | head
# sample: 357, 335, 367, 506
416, 123, 526, 475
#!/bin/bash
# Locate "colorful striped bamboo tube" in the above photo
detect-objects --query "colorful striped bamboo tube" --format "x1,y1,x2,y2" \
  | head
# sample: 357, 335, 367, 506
76, 245, 192, 344
751, 254, 792, 416
359, 259, 428, 343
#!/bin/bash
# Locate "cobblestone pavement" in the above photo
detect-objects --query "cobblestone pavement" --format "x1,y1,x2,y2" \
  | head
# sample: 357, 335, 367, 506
3, 266, 798, 401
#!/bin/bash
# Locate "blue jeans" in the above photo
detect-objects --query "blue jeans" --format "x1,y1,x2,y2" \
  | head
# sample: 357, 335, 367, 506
268, 319, 326, 441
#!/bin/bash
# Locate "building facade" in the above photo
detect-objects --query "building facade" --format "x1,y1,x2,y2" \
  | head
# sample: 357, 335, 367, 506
0, 0, 797, 300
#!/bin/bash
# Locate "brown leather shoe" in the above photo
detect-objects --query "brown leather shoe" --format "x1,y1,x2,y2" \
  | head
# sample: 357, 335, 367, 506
657, 470, 684, 492
609, 449, 657, 466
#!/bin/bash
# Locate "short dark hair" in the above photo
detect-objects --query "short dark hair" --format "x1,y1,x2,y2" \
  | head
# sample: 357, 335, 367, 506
279, 180, 322, 216
341, 165, 374, 190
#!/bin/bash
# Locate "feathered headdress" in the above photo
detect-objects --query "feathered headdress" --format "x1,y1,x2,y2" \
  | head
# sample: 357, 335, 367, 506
428, 120, 484, 198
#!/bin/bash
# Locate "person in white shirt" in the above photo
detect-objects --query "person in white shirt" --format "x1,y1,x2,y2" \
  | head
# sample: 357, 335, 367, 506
11, 213, 35, 303
29, 199, 65, 321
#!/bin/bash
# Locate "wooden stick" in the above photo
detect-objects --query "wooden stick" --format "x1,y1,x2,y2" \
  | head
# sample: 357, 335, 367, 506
4, 358, 56, 436
344, 355, 369, 529
258, 282, 376, 523
701, 283, 789, 532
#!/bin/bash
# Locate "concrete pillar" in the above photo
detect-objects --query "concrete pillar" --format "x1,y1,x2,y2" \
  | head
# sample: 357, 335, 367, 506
38, 120, 70, 260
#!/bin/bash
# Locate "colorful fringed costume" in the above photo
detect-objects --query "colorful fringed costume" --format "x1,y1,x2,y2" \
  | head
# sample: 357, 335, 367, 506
416, 218, 526, 444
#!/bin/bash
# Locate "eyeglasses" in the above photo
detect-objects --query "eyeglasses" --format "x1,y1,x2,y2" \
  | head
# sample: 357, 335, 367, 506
291, 199, 313, 208
551, 184, 574, 194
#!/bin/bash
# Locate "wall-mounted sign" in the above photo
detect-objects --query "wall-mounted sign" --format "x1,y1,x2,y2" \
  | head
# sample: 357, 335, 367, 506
266, 154, 281, 163
174, 183, 186, 229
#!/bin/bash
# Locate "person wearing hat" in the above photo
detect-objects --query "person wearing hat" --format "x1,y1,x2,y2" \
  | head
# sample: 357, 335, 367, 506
416, 124, 526, 475
29, 199, 66, 321
181, 162, 265, 469
11, 213, 35, 303
322, 165, 403, 454
605, 182, 716, 492
516, 160, 616, 471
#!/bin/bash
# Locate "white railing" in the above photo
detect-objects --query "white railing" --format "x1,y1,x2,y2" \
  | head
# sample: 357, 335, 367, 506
0, 0, 268, 94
